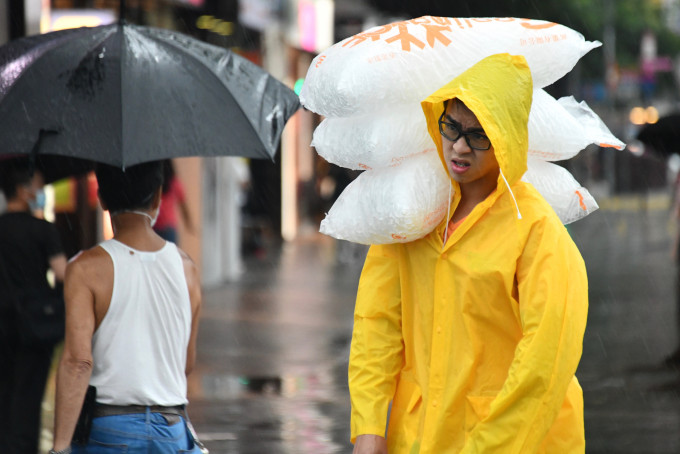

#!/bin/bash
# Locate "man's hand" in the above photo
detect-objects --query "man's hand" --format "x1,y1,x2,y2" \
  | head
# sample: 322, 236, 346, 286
353, 434, 387, 454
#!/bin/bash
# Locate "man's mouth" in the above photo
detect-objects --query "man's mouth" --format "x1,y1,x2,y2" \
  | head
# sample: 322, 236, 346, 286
450, 159, 471, 174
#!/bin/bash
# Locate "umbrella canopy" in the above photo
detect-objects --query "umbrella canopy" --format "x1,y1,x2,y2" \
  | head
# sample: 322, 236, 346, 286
0, 23, 300, 168
636, 113, 680, 157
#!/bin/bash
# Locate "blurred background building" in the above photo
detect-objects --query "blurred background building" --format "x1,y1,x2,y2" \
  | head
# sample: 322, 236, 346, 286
3, 0, 680, 285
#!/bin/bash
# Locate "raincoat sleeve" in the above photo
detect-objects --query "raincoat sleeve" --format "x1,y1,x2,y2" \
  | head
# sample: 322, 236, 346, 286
348, 244, 404, 443
461, 219, 588, 453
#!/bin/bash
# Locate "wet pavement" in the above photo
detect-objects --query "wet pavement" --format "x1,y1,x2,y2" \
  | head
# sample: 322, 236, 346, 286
41, 190, 680, 453
572, 193, 680, 454
187, 191, 680, 454
186, 232, 362, 453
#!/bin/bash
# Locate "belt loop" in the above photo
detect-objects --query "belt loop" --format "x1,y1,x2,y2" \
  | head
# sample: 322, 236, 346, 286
145, 406, 151, 424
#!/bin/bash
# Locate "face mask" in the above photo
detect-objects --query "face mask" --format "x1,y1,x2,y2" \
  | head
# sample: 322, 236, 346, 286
128, 209, 159, 228
127, 200, 161, 228
29, 189, 46, 211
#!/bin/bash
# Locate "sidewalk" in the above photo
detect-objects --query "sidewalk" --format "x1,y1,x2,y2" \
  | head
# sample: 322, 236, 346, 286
187, 233, 364, 453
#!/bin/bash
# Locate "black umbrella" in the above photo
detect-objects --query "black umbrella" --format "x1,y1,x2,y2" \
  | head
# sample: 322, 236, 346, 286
0, 22, 300, 168
636, 113, 680, 157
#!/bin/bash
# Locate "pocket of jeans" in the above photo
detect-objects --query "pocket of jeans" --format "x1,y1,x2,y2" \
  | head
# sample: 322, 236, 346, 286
181, 419, 209, 453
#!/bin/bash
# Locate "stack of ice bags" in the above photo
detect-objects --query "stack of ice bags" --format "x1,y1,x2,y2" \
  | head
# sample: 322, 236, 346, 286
300, 16, 625, 244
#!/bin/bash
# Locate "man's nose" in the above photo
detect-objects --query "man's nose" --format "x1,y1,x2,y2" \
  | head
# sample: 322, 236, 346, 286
452, 136, 472, 153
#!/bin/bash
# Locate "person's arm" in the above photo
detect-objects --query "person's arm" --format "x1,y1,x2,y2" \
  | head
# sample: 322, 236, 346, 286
52, 257, 97, 452
460, 219, 588, 453
49, 253, 67, 282
349, 244, 404, 449
178, 200, 195, 235
180, 249, 202, 376
173, 178, 195, 235
353, 434, 388, 454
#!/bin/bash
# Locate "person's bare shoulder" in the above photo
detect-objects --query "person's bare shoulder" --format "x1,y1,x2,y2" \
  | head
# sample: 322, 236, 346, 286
66, 245, 112, 291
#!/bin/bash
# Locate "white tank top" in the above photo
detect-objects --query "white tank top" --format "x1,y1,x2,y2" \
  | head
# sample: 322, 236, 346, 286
90, 239, 191, 406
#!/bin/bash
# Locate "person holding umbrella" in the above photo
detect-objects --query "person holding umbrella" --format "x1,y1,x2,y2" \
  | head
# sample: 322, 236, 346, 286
349, 54, 588, 453
51, 161, 203, 453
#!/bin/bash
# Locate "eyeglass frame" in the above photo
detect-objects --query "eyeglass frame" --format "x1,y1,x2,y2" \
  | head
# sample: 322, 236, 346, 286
438, 111, 492, 151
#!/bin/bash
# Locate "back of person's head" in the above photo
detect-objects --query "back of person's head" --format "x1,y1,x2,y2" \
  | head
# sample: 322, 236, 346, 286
0, 157, 35, 200
95, 161, 164, 212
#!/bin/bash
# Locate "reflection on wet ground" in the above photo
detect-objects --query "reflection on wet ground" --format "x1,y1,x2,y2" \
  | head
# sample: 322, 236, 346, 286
187, 234, 363, 453
571, 192, 680, 454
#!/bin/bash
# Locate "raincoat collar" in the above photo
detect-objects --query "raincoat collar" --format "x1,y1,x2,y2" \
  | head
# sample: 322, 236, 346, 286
421, 53, 533, 242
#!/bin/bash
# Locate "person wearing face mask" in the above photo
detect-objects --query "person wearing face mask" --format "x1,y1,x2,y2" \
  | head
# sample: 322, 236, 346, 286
0, 157, 67, 454
51, 161, 204, 454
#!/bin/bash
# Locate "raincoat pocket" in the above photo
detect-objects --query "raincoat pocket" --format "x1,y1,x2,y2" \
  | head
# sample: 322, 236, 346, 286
464, 394, 496, 435
387, 378, 423, 451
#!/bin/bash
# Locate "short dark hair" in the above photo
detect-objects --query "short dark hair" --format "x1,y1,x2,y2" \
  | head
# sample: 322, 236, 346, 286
95, 161, 164, 212
0, 157, 35, 200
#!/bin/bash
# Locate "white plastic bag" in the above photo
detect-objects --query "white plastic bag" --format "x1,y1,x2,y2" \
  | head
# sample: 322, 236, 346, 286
557, 96, 625, 150
321, 152, 599, 244
521, 157, 598, 224
528, 90, 624, 161
320, 150, 450, 244
301, 16, 600, 117
312, 89, 624, 170
311, 104, 432, 170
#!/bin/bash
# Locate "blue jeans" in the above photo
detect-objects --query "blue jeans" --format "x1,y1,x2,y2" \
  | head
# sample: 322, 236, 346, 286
72, 407, 202, 453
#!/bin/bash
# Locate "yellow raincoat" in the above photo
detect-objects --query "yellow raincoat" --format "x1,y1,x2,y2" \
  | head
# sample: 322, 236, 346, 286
349, 53, 588, 453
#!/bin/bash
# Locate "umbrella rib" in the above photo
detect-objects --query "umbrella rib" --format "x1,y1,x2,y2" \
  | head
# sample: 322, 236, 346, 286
139, 28, 272, 156
118, 23, 126, 169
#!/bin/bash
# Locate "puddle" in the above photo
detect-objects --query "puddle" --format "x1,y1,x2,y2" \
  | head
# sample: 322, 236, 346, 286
197, 374, 302, 399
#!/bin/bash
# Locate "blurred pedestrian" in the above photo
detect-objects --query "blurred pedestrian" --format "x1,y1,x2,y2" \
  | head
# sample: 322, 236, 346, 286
350, 54, 588, 454
50, 161, 204, 453
153, 159, 194, 244
0, 158, 67, 454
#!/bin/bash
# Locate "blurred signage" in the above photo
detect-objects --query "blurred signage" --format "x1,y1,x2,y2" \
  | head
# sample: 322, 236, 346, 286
239, 0, 281, 31
196, 15, 235, 36
171, 0, 205, 10
286, 0, 334, 54
53, 179, 76, 213
48, 9, 116, 32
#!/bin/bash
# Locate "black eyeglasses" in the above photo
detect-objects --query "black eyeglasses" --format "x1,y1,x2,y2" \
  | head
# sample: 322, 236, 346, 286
438, 112, 492, 151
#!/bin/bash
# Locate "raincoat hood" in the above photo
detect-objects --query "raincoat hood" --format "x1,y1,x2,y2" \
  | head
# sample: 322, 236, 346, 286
422, 53, 533, 192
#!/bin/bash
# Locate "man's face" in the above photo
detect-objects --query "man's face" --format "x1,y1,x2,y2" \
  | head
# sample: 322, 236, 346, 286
440, 100, 500, 191
17, 172, 44, 205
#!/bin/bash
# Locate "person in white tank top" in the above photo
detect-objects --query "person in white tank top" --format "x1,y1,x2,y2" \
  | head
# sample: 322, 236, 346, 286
51, 161, 204, 454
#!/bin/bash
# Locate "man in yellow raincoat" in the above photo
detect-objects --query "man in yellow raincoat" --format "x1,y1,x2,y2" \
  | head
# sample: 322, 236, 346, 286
350, 53, 588, 454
